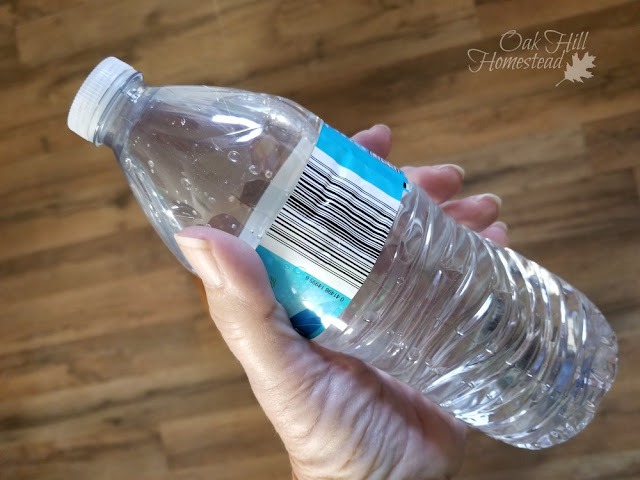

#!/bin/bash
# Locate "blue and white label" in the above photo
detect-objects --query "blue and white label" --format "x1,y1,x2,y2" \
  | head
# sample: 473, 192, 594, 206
257, 123, 407, 338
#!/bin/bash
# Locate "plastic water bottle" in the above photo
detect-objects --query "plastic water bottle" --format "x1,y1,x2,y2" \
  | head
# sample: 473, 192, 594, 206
67, 57, 618, 449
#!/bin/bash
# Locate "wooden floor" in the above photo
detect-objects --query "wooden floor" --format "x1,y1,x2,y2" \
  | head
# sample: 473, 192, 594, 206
1, 1, 639, 479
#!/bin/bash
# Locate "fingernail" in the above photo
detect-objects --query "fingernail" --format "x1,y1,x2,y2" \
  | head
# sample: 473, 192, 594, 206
475, 193, 502, 208
372, 123, 391, 133
436, 164, 465, 180
174, 234, 222, 286
492, 221, 508, 232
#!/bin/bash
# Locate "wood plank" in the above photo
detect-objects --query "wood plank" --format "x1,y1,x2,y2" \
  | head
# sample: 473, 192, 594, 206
0, 268, 201, 355
0, 227, 175, 303
0, 194, 149, 260
586, 110, 640, 173
0, 141, 114, 196
2, 0, 482, 132
15, 0, 220, 66
0, 168, 129, 231
517, 228, 640, 312
0, 364, 254, 479
433, 126, 590, 196
0, 114, 78, 161
459, 448, 640, 480
15, 0, 90, 22
294, 3, 640, 155
0, 4, 19, 82
0, 364, 251, 446
170, 454, 292, 480
0, 319, 216, 400
606, 307, 640, 341
0, 149, 152, 260
170, 455, 292, 480
159, 405, 283, 469
0, 56, 117, 131
139, 0, 481, 95
6, 1, 638, 138
384, 60, 640, 160
500, 170, 640, 247
0, 436, 169, 480
475, 0, 633, 35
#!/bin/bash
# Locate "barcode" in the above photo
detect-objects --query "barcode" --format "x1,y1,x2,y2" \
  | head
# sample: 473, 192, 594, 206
265, 153, 398, 293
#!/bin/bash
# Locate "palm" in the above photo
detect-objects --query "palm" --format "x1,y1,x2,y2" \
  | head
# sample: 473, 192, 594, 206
176, 125, 508, 480
260, 334, 466, 479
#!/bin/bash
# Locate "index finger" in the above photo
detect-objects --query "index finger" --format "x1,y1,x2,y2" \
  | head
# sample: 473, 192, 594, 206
351, 124, 392, 158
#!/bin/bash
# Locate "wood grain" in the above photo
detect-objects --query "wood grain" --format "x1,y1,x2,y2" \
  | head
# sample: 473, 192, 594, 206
1, 0, 639, 479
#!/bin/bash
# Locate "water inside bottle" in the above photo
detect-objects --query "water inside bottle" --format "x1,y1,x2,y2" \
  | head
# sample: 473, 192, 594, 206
115, 87, 318, 268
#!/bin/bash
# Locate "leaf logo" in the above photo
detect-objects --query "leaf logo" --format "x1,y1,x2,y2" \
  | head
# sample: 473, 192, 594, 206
556, 52, 596, 87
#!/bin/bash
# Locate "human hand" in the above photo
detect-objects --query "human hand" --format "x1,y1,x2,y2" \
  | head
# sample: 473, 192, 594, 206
175, 125, 509, 480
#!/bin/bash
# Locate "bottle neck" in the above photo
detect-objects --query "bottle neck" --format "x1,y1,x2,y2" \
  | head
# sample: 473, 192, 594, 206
94, 74, 152, 152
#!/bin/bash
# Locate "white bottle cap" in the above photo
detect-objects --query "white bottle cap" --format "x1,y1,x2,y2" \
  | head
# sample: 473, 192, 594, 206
67, 57, 137, 143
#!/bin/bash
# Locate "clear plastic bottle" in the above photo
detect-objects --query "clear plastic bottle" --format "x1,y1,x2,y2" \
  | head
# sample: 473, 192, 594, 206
68, 57, 618, 449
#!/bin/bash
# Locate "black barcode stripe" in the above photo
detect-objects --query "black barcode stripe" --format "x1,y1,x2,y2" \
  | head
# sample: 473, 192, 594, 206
286, 191, 386, 258
266, 224, 365, 288
300, 169, 395, 227
278, 204, 380, 264
309, 155, 398, 213
275, 209, 378, 270
300, 163, 395, 233
308, 158, 397, 218
289, 166, 392, 256
266, 153, 398, 290
267, 225, 367, 287
301, 168, 395, 231
269, 213, 372, 287
274, 207, 377, 278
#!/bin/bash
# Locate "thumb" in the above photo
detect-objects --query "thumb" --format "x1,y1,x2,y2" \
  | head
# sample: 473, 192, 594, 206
174, 226, 310, 390
175, 227, 345, 449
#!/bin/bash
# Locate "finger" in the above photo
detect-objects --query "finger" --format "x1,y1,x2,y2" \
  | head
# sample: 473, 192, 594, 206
174, 226, 310, 386
440, 193, 502, 231
480, 221, 510, 247
351, 124, 392, 158
402, 165, 465, 204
